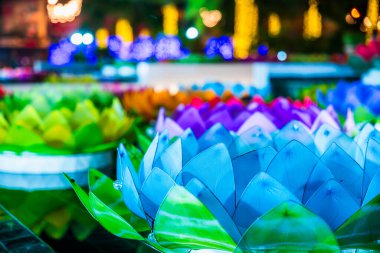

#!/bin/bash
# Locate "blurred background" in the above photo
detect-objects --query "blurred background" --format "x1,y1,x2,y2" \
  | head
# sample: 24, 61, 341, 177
1, 1, 380, 253
0, 0, 376, 91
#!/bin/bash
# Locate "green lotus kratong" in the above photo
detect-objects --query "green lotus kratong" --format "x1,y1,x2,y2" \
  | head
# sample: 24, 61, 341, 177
0, 88, 133, 154
0, 87, 134, 240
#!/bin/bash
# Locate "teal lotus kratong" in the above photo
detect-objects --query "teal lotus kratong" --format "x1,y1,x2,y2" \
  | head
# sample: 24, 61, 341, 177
68, 120, 380, 252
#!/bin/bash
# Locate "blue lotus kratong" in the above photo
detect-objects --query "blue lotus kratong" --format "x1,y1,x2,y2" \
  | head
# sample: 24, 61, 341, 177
68, 120, 380, 252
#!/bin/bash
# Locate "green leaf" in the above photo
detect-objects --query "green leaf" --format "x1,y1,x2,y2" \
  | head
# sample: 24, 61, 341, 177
154, 185, 236, 251
88, 192, 144, 240
88, 169, 150, 232
235, 201, 340, 253
64, 173, 95, 218
135, 127, 151, 153
73, 123, 103, 150
335, 194, 380, 249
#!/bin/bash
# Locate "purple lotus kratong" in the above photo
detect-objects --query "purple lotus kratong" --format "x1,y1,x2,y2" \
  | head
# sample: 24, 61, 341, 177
156, 97, 344, 138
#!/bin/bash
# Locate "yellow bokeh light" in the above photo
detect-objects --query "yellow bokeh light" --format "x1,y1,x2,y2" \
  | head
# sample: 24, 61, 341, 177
116, 19, 133, 43
162, 4, 179, 35
303, 0, 322, 40
268, 13, 281, 37
364, 16, 373, 28
345, 14, 356, 25
351, 8, 361, 19
233, 0, 259, 59
95, 28, 109, 49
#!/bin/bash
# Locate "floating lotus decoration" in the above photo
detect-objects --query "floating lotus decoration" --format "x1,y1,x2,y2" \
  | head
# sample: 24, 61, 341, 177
318, 80, 380, 127
156, 96, 342, 138
68, 120, 380, 252
122, 83, 261, 120
0, 88, 133, 239
0, 89, 133, 154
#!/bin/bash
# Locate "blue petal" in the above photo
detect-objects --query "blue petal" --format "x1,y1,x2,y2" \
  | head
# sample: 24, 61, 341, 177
363, 138, 380, 193
198, 123, 234, 151
117, 143, 136, 182
140, 167, 175, 222
229, 126, 273, 159
232, 146, 277, 200
139, 132, 169, 185
233, 172, 299, 233
182, 143, 236, 215
355, 123, 375, 152
321, 143, 363, 205
274, 120, 318, 155
363, 169, 380, 205
302, 160, 334, 203
120, 155, 145, 218
154, 138, 182, 181
314, 124, 342, 155
186, 178, 241, 243
180, 129, 199, 165
266, 140, 319, 200
305, 179, 360, 230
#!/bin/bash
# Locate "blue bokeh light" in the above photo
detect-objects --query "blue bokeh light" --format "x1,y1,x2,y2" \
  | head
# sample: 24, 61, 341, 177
205, 36, 233, 61
155, 35, 187, 61
130, 36, 155, 61
258, 44, 269, 56
277, 51, 287, 61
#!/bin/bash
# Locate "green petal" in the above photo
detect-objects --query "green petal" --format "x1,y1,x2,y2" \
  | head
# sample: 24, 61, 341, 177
88, 192, 144, 240
235, 201, 340, 253
335, 194, 380, 249
4, 125, 45, 147
13, 105, 43, 130
88, 169, 150, 232
135, 127, 151, 153
73, 123, 103, 150
42, 110, 70, 131
154, 185, 236, 252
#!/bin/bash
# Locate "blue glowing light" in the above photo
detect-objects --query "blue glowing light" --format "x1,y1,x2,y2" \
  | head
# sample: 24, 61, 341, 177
205, 37, 219, 58
277, 51, 287, 61
204, 36, 233, 61
155, 35, 185, 61
258, 44, 269, 56
48, 43, 73, 66
108, 36, 123, 55
130, 36, 155, 61
218, 36, 233, 60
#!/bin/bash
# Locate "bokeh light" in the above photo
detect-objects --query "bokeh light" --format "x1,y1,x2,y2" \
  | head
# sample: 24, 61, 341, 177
185, 27, 199, 39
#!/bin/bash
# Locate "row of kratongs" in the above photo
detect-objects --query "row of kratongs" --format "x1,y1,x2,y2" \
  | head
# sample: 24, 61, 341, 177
1, 83, 380, 251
